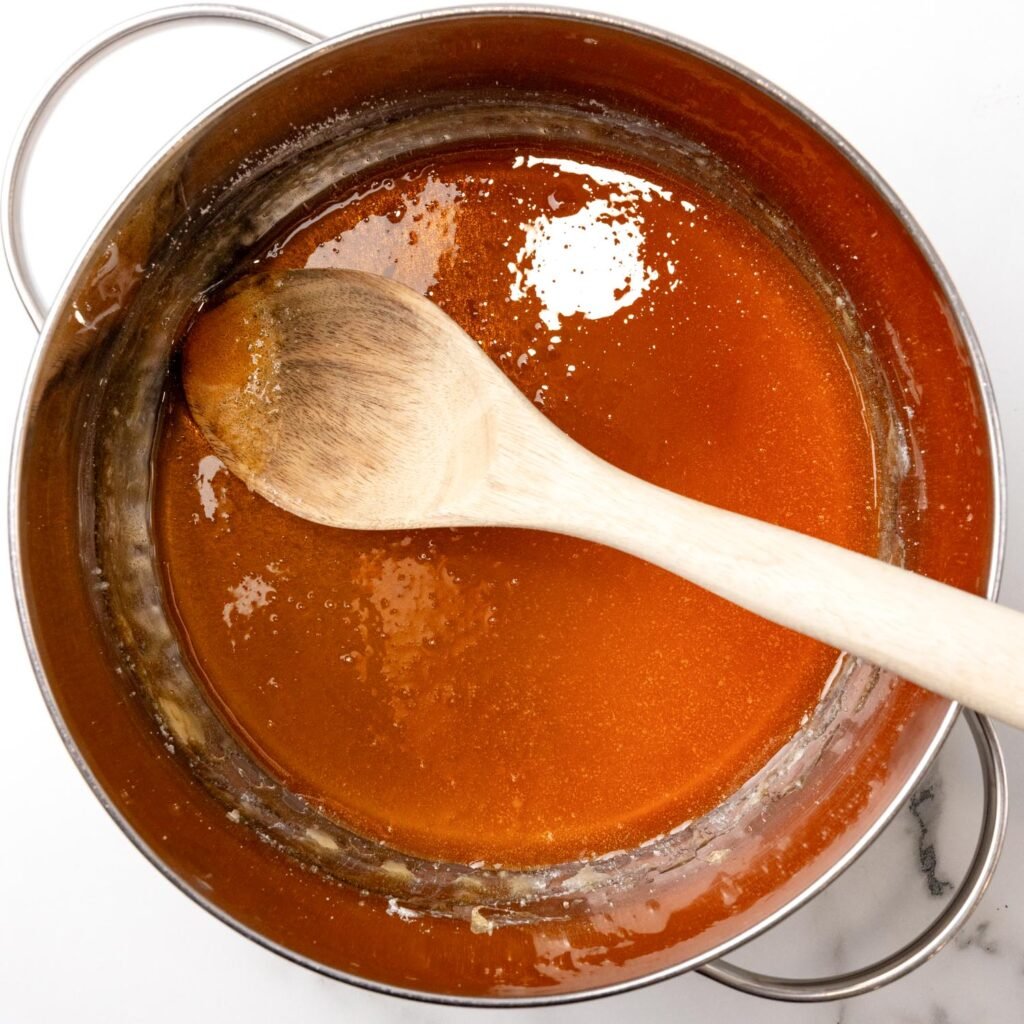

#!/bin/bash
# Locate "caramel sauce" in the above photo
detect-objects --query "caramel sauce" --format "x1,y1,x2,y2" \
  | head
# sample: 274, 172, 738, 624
154, 146, 878, 866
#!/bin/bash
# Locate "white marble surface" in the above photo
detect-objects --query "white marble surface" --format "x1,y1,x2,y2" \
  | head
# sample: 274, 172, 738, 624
1, 1, 1022, 1021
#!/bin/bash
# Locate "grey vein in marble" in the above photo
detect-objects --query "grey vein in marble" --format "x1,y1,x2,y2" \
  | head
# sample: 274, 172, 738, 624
908, 782, 954, 897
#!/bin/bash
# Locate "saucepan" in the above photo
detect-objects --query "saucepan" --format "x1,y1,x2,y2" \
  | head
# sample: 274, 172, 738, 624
3, 4, 1007, 1005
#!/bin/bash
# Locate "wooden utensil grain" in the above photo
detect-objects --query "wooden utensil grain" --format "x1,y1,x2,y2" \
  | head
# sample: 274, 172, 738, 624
183, 267, 1024, 730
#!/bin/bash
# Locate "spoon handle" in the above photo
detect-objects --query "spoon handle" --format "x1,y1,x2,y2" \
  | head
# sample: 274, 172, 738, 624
555, 460, 1024, 729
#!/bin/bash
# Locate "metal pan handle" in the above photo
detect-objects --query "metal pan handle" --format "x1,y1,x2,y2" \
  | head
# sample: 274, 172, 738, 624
700, 710, 1007, 1002
1, 4, 322, 330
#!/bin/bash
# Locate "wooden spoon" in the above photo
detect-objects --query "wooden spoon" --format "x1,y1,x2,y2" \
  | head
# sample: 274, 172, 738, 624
183, 268, 1024, 730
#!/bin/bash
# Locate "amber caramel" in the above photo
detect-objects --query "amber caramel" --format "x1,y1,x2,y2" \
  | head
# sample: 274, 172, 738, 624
154, 146, 878, 866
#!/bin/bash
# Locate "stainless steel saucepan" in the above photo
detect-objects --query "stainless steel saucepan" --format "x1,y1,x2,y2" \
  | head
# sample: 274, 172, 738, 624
3, 4, 1007, 1005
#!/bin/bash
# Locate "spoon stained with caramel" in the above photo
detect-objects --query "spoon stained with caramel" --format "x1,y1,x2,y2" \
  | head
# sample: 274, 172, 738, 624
183, 268, 1024, 729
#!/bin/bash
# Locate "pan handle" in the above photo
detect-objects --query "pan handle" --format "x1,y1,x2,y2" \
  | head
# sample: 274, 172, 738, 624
1, 4, 322, 329
699, 710, 1007, 1002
